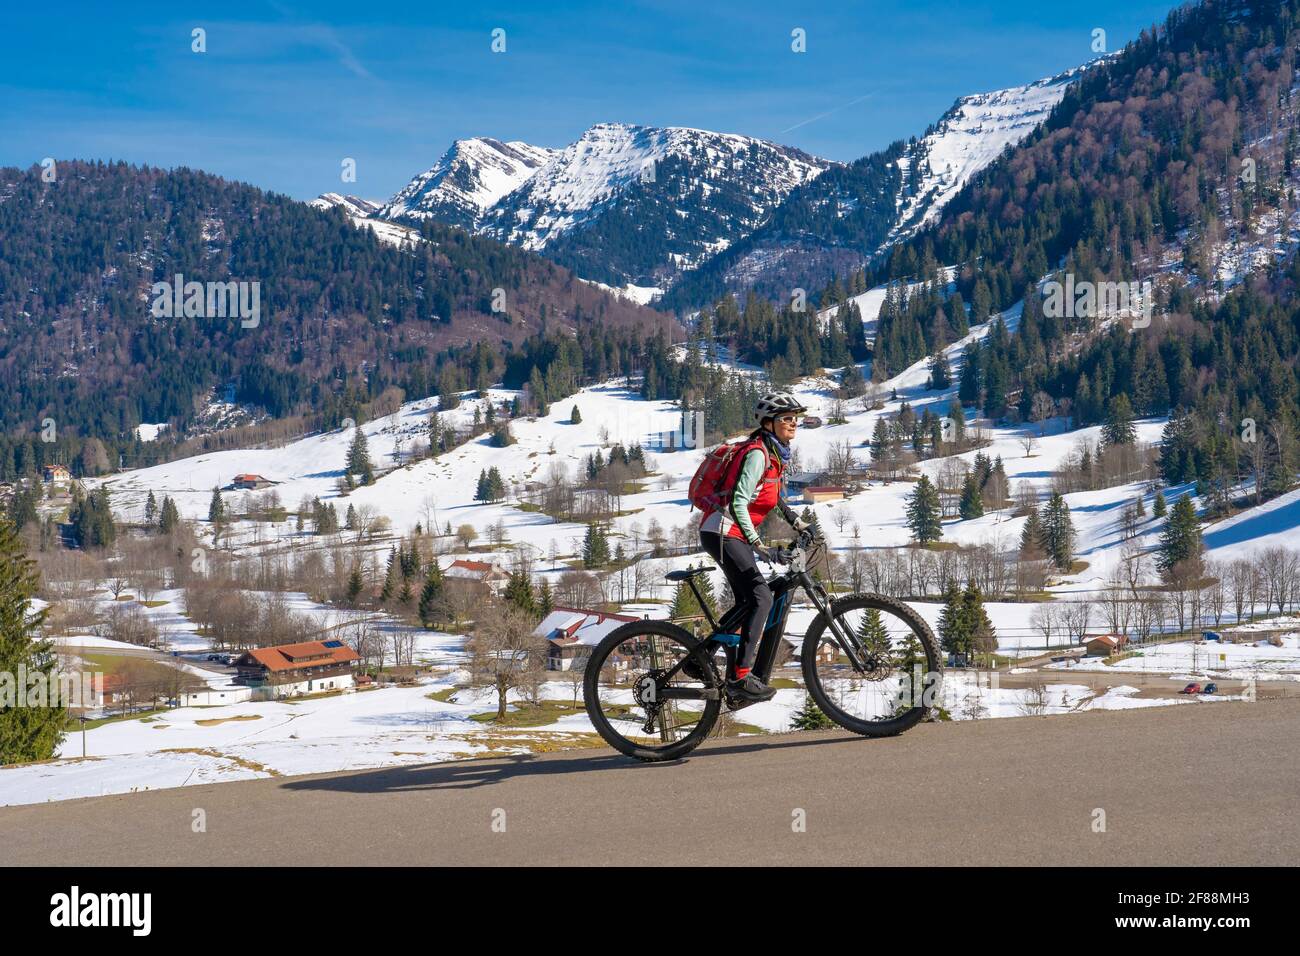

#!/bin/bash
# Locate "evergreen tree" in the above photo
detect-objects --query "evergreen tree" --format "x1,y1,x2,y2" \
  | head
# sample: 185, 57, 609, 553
1102, 394, 1137, 446
959, 583, 996, 664
70, 486, 115, 549
1039, 492, 1076, 571
346, 427, 374, 485
427, 410, 444, 457
927, 351, 951, 390
346, 566, 364, 606
959, 474, 984, 520
537, 578, 554, 616
418, 561, 445, 628
1019, 508, 1045, 558
0, 517, 66, 764
504, 569, 538, 618
938, 583, 995, 662
487, 467, 506, 502
582, 524, 611, 569
870, 417, 891, 464
475, 469, 491, 503
207, 486, 225, 525
905, 475, 942, 544
669, 567, 718, 621
789, 692, 835, 730
1158, 495, 1203, 574
144, 490, 158, 528
892, 625, 928, 714
6, 484, 39, 531
1153, 490, 1167, 518
937, 585, 963, 658
570, 405, 582, 424
856, 607, 891, 658
159, 496, 180, 535
381, 548, 398, 602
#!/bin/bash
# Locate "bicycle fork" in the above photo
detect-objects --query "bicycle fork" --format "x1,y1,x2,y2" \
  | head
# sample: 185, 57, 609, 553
799, 574, 873, 673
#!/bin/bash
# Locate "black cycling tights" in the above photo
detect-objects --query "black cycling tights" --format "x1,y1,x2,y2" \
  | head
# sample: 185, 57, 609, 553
700, 530, 771, 672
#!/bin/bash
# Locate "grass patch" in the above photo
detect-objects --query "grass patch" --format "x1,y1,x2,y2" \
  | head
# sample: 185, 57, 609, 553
1068, 560, 1090, 574
195, 714, 262, 727
768, 677, 801, 690
1103, 650, 1143, 666
470, 733, 607, 754
470, 699, 587, 728
78, 708, 169, 730
426, 685, 465, 703
160, 747, 279, 776
140, 600, 170, 608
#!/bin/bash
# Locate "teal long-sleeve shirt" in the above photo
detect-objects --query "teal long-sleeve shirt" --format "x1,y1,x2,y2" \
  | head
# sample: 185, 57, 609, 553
728, 444, 799, 546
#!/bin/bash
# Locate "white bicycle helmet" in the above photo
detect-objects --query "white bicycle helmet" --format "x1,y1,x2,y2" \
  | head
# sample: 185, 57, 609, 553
754, 391, 807, 422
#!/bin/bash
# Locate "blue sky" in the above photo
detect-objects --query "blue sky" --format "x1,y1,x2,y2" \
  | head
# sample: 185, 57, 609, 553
1, 1, 1174, 200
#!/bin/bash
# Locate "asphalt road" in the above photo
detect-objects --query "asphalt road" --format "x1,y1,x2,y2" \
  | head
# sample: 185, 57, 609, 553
3, 698, 1297, 866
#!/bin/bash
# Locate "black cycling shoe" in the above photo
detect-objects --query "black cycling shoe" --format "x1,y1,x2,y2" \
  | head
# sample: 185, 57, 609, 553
726, 673, 777, 703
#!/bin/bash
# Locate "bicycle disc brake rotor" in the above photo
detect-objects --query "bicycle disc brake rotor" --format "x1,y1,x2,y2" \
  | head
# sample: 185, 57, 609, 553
860, 655, 895, 682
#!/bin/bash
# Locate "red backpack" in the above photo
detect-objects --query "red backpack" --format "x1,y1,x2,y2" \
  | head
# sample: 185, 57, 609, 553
687, 437, 769, 513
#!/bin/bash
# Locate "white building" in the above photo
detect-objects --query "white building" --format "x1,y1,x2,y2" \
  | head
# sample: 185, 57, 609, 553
233, 639, 361, 699
535, 607, 638, 671
179, 685, 254, 707
443, 558, 511, 596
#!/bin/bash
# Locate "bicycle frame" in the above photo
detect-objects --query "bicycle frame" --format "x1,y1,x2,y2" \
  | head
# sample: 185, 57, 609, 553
681, 545, 871, 683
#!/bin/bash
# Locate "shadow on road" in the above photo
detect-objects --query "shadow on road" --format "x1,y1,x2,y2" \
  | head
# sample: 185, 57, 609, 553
279, 730, 863, 795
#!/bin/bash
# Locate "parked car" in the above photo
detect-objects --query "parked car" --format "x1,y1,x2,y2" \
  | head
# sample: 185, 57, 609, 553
1203, 631, 1222, 642
800, 416, 823, 429
205, 654, 220, 662
1202, 682, 1217, 694
1180, 682, 1202, 694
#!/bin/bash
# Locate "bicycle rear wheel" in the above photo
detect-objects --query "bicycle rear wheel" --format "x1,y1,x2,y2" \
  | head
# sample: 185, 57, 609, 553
583, 620, 723, 761
801, 593, 942, 737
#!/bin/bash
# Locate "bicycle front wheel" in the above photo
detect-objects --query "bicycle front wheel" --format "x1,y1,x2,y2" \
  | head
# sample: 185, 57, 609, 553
801, 593, 942, 737
583, 620, 723, 762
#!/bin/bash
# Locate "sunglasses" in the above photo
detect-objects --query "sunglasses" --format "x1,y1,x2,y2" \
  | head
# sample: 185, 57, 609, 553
774, 415, 801, 425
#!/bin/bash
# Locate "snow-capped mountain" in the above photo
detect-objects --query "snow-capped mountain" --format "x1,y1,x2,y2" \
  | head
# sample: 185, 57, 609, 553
359, 66, 1086, 298
309, 192, 422, 247
485, 123, 831, 249
664, 63, 1092, 309
883, 65, 1087, 249
378, 123, 834, 290
308, 193, 383, 218
378, 138, 556, 230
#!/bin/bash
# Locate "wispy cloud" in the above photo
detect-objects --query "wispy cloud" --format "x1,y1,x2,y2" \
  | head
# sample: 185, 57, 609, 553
780, 92, 876, 135
266, 0, 374, 80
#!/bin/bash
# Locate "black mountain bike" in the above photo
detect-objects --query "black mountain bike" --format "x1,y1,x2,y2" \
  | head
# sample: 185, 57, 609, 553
582, 532, 943, 761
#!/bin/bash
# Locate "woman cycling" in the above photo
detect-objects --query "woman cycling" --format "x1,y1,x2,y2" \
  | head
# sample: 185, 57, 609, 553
699, 392, 811, 703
